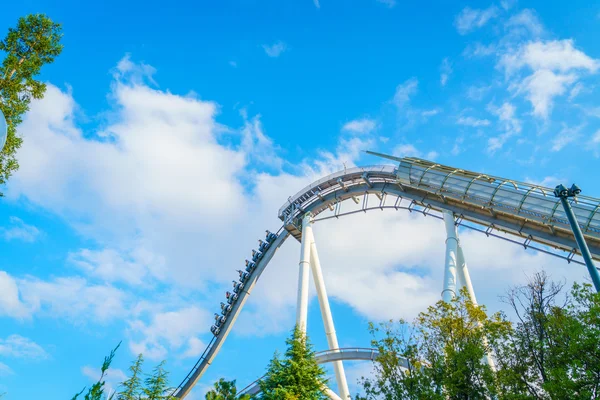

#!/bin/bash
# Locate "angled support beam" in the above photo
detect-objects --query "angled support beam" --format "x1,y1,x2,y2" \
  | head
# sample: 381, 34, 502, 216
307, 224, 351, 400
456, 233, 496, 371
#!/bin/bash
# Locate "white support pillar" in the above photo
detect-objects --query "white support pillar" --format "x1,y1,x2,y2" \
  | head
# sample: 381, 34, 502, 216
442, 211, 459, 303
296, 213, 312, 332
456, 244, 476, 305
456, 242, 496, 371
306, 233, 351, 400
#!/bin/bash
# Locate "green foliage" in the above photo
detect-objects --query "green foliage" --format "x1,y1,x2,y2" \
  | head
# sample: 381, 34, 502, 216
0, 13, 63, 192
257, 326, 328, 400
142, 361, 172, 400
72, 344, 177, 400
72, 342, 121, 400
204, 378, 251, 400
495, 272, 600, 399
358, 288, 510, 400
117, 354, 144, 400
360, 273, 600, 400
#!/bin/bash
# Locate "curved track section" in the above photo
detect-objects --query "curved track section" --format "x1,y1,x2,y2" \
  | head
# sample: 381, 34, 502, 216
173, 158, 600, 398
238, 347, 391, 396
279, 160, 600, 258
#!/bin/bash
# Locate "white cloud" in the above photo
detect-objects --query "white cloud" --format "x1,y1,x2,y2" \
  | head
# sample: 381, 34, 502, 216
518, 70, 576, 118
440, 58, 452, 86
421, 108, 441, 117
0, 217, 40, 242
457, 116, 491, 127
455, 6, 499, 35
313, 0, 320, 8
392, 144, 438, 160
68, 247, 165, 286
500, 40, 598, 74
393, 78, 418, 110
505, 9, 544, 37
128, 306, 210, 360
376, 0, 396, 8
551, 125, 582, 152
499, 40, 598, 118
229, 61, 237, 68
342, 119, 376, 134
262, 41, 288, 58
17, 275, 128, 322
525, 176, 564, 188
0, 362, 13, 376
0, 335, 48, 360
0, 271, 29, 319
240, 111, 283, 169
487, 102, 522, 152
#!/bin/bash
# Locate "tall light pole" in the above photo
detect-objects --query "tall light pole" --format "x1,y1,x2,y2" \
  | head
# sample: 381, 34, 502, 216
554, 184, 600, 292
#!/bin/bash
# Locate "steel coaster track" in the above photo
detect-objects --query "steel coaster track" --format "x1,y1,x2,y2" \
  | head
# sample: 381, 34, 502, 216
171, 162, 600, 398
237, 347, 385, 397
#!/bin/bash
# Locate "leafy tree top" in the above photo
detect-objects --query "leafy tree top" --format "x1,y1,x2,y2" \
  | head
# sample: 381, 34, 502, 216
0, 13, 63, 192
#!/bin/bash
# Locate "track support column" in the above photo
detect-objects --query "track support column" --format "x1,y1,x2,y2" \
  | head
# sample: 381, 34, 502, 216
296, 213, 312, 332
442, 211, 459, 303
456, 243, 496, 371
304, 215, 351, 399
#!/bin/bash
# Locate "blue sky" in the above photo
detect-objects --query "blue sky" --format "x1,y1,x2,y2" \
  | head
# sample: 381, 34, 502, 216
1, 0, 600, 398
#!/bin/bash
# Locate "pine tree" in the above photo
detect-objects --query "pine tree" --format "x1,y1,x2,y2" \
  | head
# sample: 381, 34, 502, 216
258, 326, 328, 400
0, 14, 63, 192
117, 354, 144, 399
143, 361, 173, 400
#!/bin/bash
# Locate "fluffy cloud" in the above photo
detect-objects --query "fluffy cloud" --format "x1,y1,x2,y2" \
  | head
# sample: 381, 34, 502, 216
0, 271, 30, 319
457, 116, 491, 127
505, 9, 544, 37
499, 40, 598, 118
0, 335, 48, 360
128, 306, 210, 360
262, 41, 288, 58
551, 124, 583, 152
487, 102, 522, 152
0, 217, 41, 243
455, 6, 499, 35
393, 78, 418, 110
342, 119, 377, 134
393, 144, 438, 160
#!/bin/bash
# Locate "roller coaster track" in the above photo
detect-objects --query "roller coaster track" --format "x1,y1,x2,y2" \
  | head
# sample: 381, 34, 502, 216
237, 347, 387, 396
171, 158, 600, 398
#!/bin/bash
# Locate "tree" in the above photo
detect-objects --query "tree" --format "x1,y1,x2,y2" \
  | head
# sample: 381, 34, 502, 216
72, 343, 121, 400
142, 361, 173, 400
496, 273, 600, 399
257, 326, 328, 400
359, 288, 511, 400
0, 14, 63, 192
117, 354, 144, 400
205, 378, 251, 400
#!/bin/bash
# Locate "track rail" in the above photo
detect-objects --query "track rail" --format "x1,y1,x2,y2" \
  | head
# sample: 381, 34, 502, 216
172, 161, 600, 398
238, 347, 387, 396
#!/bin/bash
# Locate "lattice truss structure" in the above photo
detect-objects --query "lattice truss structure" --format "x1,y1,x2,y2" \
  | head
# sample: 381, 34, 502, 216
170, 156, 600, 399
